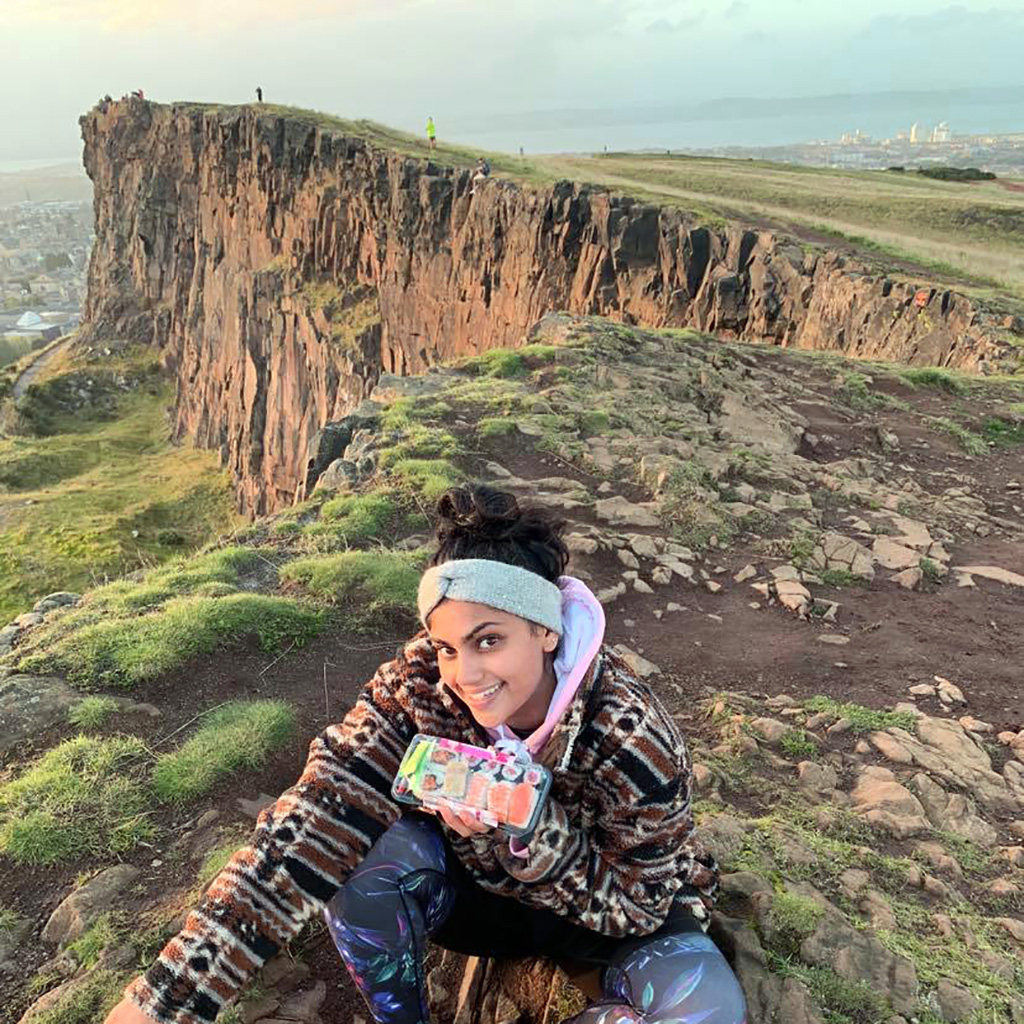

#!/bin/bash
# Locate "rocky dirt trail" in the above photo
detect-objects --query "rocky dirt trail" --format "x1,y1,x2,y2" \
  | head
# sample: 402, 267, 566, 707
2, 315, 1024, 1024
10, 336, 75, 401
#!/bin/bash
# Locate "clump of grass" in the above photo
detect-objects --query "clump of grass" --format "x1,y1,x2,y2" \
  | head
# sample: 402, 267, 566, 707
898, 367, 968, 395
817, 568, 864, 588
779, 730, 819, 759
67, 913, 119, 968
153, 701, 295, 805
931, 830, 993, 876
834, 371, 888, 411
27, 968, 128, 1024
659, 462, 733, 550
19, 594, 323, 689
460, 344, 559, 379
919, 558, 943, 583
282, 548, 425, 614
929, 416, 988, 456
318, 492, 399, 542
0, 904, 19, 932
387, 457, 463, 503
68, 695, 120, 730
982, 415, 1024, 446
804, 696, 918, 734
789, 529, 818, 568
767, 954, 886, 1024
478, 417, 517, 438
0, 735, 153, 864
765, 891, 825, 958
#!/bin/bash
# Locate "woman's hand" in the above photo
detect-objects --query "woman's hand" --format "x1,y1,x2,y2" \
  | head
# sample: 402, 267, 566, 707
426, 802, 495, 837
103, 995, 159, 1024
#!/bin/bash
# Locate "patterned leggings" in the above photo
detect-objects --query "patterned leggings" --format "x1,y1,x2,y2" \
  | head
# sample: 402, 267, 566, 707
324, 816, 747, 1024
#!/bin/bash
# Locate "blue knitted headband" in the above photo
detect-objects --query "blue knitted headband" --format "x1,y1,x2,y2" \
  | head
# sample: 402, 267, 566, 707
418, 558, 563, 634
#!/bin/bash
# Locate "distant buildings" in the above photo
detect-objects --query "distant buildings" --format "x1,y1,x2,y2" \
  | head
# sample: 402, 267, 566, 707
909, 122, 920, 145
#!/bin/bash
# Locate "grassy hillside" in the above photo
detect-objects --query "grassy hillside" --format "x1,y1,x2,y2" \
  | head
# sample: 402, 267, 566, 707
0, 344, 242, 620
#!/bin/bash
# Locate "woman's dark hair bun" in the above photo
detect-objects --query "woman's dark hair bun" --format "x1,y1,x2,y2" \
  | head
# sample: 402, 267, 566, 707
429, 483, 570, 583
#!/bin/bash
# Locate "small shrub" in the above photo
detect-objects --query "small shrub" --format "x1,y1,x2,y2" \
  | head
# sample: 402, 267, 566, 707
68, 695, 121, 730
982, 415, 1024, 446
789, 530, 818, 568
803, 696, 917, 734
0, 735, 153, 864
0, 905, 19, 932
282, 549, 425, 613
768, 955, 886, 1024
153, 700, 296, 804
919, 558, 942, 583
835, 371, 887, 411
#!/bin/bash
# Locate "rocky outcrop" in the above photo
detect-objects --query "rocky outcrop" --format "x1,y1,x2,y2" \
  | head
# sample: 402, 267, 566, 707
79, 101, 1021, 513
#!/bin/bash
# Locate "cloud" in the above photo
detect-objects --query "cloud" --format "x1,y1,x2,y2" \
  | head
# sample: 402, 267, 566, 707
724, 1, 748, 19
2, 0, 412, 30
646, 11, 706, 32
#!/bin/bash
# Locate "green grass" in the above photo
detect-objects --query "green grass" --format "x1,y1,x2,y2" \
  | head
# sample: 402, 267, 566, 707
982, 415, 1024, 446
0, 904, 19, 932
898, 366, 969, 395
300, 281, 380, 351
386, 457, 464, 503
0, 366, 241, 620
67, 913, 118, 968
282, 548, 425, 615
17, 594, 323, 689
0, 334, 37, 369
834, 371, 890, 411
153, 701, 296, 805
803, 696, 918, 734
765, 891, 825, 958
25, 968, 128, 1024
659, 461, 734, 550
919, 558, 943, 584
929, 416, 989, 456
779, 730, 819, 759
318, 492, 400, 539
458, 344, 560, 379
0, 735, 153, 864
68, 695, 121, 730
478, 416, 517, 438
817, 568, 865, 588
766, 954, 887, 1024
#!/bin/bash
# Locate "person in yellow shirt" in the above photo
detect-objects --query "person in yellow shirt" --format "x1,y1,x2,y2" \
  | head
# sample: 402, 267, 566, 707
426, 116, 437, 150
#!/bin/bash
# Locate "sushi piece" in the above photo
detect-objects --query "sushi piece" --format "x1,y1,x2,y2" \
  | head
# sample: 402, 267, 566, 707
508, 783, 537, 830
487, 783, 512, 821
465, 772, 490, 808
443, 760, 469, 798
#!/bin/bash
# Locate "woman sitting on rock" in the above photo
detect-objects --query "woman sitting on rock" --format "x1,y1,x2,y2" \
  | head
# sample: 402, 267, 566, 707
105, 484, 747, 1024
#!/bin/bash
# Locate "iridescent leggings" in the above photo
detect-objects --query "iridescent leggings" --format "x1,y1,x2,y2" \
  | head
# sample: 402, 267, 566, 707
324, 816, 747, 1024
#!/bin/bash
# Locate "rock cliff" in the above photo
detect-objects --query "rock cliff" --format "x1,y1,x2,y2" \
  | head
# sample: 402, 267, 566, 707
80, 100, 1020, 514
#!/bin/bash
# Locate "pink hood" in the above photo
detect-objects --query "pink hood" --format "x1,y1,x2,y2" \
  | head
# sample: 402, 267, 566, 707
485, 575, 606, 756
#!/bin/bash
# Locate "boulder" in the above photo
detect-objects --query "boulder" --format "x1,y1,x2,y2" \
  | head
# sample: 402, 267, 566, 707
42, 864, 141, 946
594, 496, 661, 528
850, 765, 930, 838
873, 537, 920, 570
935, 980, 981, 1022
0, 675, 82, 756
951, 565, 1024, 588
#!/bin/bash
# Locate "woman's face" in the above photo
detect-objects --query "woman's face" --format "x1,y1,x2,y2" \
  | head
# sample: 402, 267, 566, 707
427, 599, 559, 730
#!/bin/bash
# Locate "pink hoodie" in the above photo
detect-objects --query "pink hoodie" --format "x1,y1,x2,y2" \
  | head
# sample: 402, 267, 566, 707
484, 576, 606, 855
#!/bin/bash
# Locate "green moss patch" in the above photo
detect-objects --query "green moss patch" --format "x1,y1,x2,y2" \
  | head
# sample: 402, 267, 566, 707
282, 549, 425, 616
0, 735, 154, 864
803, 696, 918, 734
153, 700, 295, 805
18, 594, 322, 689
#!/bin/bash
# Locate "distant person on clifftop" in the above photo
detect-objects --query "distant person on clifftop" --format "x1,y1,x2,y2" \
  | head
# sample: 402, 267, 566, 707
426, 115, 437, 149
101, 484, 746, 1024
256, 86, 263, 103
470, 156, 491, 194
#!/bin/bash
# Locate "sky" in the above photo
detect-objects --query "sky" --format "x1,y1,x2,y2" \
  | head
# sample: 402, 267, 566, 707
2, 0, 1021, 159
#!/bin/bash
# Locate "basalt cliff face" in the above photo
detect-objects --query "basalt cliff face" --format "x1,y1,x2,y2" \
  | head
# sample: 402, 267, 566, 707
80, 101, 1019, 514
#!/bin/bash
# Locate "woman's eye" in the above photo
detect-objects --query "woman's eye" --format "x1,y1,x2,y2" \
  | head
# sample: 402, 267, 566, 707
479, 635, 501, 650
435, 645, 455, 659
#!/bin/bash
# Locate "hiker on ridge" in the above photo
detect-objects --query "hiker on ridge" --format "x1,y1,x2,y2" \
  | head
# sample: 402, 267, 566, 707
426, 115, 437, 149
256, 86, 263, 103
103, 484, 747, 1024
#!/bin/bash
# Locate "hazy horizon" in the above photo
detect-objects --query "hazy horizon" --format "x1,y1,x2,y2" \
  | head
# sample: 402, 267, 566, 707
3, 1, 1022, 161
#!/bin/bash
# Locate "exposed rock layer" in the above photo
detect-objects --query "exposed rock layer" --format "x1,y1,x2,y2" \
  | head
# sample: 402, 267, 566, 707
80, 101, 1020, 513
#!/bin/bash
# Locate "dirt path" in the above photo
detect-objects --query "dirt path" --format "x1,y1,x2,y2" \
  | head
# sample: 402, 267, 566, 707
11, 335, 73, 399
